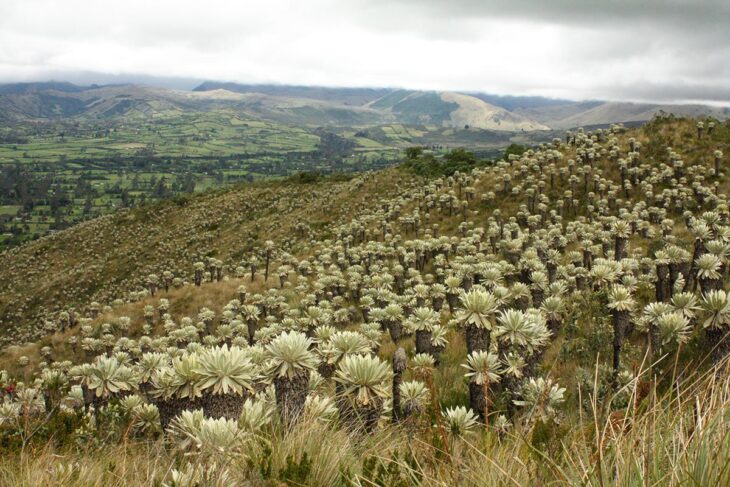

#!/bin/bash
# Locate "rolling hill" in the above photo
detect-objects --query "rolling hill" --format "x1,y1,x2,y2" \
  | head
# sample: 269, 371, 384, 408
2, 80, 726, 130
525, 101, 730, 129
192, 81, 391, 106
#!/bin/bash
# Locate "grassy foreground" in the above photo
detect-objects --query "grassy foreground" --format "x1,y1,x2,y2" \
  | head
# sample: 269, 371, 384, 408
1, 360, 729, 486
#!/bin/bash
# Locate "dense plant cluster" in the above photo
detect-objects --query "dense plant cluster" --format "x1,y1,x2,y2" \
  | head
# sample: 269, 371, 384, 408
1, 116, 730, 484
0, 170, 416, 346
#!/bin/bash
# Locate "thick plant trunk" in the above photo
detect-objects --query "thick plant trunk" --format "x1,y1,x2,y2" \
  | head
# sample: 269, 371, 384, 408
461, 276, 473, 292
82, 384, 95, 412
602, 240, 611, 257
524, 348, 545, 379
275, 372, 310, 428
392, 370, 403, 422
655, 277, 668, 303
446, 293, 458, 314
91, 393, 109, 414
392, 347, 407, 422
388, 320, 403, 344
358, 404, 382, 434
317, 361, 336, 379
247, 319, 258, 345
612, 310, 630, 387
656, 264, 670, 302
547, 263, 557, 283
200, 392, 246, 420
432, 345, 445, 366
547, 318, 561, 334
415, 329, 433, 355
668, 262, 682, 292
139, 381, 154, 401
469, 381, 487, 423
531, 289, 544, 308
335, 382, 353, 426
700, 277, 723, 294
519, 269, 531, 285
264, 252, 272, 283
402, 401, 422, 419
156, 396, 201, 429
157, 397, 183, 430
337, 396, 382, 434
583, 250, 593, 271
683, 239, 706, 293
707, 327, 730, 367
465, 324, 490, 354
515, 296, 529, 311
614, 237, 627, 261
395, 276, 405, 295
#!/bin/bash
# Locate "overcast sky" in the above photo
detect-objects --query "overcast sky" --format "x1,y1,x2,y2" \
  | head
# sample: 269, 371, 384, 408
1, 0, 729, 104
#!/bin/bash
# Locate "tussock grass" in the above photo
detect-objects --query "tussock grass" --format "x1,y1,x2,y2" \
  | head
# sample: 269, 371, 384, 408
1, 360, 729, 486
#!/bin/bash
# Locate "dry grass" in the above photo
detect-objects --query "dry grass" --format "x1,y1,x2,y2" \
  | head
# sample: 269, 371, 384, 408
1, 362, 729, 486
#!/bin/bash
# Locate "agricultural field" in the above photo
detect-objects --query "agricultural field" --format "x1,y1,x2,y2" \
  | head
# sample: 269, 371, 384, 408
0, 106, 555, 250
0, 112, 409, 249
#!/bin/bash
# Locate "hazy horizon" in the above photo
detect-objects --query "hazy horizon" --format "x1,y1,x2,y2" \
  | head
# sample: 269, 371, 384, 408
4, 73, 730, 109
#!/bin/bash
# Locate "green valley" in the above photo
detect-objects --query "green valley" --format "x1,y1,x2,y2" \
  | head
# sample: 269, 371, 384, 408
0, 84, 559, 249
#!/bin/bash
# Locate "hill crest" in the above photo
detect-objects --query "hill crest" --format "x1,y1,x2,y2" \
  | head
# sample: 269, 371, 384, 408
3, 80, 726, 130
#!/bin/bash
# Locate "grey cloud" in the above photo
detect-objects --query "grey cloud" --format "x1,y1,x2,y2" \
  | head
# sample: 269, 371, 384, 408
0, 0, 728, 105
362, 0, 730, 29
591, 81, 730, 105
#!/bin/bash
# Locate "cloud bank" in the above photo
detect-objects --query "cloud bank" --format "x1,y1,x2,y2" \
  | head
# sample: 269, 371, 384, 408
1, 0, 728, 104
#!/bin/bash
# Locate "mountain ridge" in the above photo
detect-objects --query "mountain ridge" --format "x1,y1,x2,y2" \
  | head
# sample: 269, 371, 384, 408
0, 80, 728, 130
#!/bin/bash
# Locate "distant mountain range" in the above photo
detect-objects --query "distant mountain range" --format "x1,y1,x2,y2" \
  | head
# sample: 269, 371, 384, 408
0, 80, 728, 130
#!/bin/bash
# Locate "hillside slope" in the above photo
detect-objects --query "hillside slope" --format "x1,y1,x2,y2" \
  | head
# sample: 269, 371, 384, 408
0, 170, 417, 345
2, 117, 730, 485
193, 81, 391, 106
519, 100, 730, 129
440, 92, 549, 131
4, 117, 730, 348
